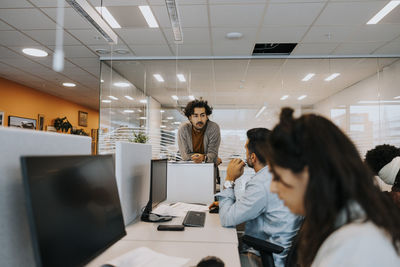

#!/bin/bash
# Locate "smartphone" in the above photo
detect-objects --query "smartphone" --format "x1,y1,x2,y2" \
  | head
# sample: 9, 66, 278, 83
157, 225, 185, 231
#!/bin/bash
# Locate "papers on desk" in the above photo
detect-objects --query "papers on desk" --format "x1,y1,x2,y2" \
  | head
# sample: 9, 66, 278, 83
152, 202, 209, 217
107, 247, 189, 267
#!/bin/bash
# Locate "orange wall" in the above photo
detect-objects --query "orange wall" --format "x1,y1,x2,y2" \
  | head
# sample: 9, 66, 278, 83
0, 77, 98, 133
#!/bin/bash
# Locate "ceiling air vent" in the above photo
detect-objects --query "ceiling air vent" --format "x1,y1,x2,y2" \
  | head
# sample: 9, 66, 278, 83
252, 43, 297, 55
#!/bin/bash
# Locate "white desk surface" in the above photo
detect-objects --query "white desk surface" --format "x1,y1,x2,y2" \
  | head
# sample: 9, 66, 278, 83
86, 240, 241, 267
124, 213, 238, 245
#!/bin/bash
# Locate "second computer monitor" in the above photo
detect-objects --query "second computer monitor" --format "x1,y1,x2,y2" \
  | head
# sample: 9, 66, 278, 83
150, 159, 168, 209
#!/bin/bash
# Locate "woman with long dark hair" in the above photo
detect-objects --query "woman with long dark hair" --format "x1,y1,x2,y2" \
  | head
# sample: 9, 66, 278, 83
267, 107, 400, 267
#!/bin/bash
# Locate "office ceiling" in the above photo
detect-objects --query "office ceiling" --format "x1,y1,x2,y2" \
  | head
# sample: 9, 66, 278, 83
0, 0, 400, 110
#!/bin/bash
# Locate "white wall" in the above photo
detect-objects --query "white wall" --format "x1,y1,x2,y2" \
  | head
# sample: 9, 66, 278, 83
147, 96, 161, 158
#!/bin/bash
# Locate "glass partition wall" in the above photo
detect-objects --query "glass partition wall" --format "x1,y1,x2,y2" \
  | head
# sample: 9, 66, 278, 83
98, 58, 400, 164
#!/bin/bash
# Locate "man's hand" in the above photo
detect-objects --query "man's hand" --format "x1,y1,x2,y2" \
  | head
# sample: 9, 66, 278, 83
191, 153, 205, 163
209, 201, 219, 209
216, 157, 222, 166
226, 158, 245, 182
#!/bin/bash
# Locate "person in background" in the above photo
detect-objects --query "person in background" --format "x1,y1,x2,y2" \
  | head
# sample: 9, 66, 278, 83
217, 128, 302, 267
268, 107, 400, 267
178, 99, 221, 165
365, 144, 400, 209
196, 256, 225, 267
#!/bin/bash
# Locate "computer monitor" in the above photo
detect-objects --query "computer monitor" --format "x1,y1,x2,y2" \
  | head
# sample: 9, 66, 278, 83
141, 159, 172, 222
21, 155, 126, 267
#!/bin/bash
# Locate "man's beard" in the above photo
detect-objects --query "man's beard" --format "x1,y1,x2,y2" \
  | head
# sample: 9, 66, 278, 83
192, 121, 205, 130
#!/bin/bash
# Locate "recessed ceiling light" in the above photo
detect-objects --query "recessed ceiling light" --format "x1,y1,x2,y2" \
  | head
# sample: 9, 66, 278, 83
302, 73, 315, 82
160, 110, 165, 113
108, 95, 118, 100
102, 99, 111, 103
95, 7, 121, 28
114, 82, 130, 87
188, 95, 195, 100
124, 110, 134, 113
165, 0, 182, 42
226, 32, 243, 39
115, 49, 130, 55
167, 117, 174, 120
100, 79, 104, 83
255, 106, 266, 118
171, 95, 178, 100
62, 82, 76, 87
394, 96, 400, 99
139, 117, 147, 120
177, 74, 186, 82
124, 95, 134, 100
95, 49, 110, 54
367, 1, 400, 24
22, 48, 48, 57
140, 99, 147, 104
325, 73, 340, 81
280, 95, 289, 100
153, 74, 164, 82
139, 6, 159, 28
298, 95, 307, 100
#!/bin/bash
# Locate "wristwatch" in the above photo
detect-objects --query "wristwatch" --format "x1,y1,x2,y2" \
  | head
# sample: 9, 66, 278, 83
224, 180, 235, 189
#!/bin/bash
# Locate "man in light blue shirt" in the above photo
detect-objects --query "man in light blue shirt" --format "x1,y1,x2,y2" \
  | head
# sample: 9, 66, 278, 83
216, 128, 302, 267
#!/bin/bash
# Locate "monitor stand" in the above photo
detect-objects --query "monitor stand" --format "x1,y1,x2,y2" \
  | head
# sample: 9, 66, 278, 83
141, 212, 172, 223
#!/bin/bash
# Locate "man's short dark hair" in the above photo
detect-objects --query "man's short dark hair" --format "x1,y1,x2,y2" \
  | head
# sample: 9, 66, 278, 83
247, 128, 271, 165
184, 99, 213, 118
196, 256, 225, 267
365, 144, 400, 174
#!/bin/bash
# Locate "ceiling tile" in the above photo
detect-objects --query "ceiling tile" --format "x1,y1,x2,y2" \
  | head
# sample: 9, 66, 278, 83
373, 40, 400, 54
115, 28, 167, 45
347, 25, 400, 43
179, 5, 209, 28
0, 9, 56, 30
209, 0, 267, 4
0, 21, 13, 31
263, 3, 325, 26
68, 57, 100, 68
47, 45, 97, 58
151, 5, 173, 28
89, 0, 148, 6
0, 46, 21, 58
0, 0, 33, 8
129, 44, 173, 56
164, 27, 210, 44
22, 29, 81, 46
171, 44, 212, 56
88, 44, 132, 56
149, 0, 207, 4
210, 4, 265, 27
333, 42, 387, 55
257, 26, 309, 43
314, 1, 389, 26
30, 0, 68, 7
41, 7, 92, 29
68, 29, 111, 45
302, 25, 358, 43
213, 41, 254, 56
212, 28, 258, 48
291, 42, 339, 55
0, 31, 41, 46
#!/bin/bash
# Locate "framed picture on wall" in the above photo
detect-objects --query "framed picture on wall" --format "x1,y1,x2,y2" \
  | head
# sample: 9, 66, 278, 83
8, 115, 36, 129
0, 111, 4, 126
38, 114, 45, 131
78, 111, 88, 127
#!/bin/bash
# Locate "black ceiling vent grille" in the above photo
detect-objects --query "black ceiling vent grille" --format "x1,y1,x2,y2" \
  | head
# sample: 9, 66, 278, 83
252, 43, 297, 55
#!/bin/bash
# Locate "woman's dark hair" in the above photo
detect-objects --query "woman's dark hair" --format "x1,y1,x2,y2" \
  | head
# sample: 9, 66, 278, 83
184, 99, 213, 118
267, 107, 400, 267
246, 128, 271, 165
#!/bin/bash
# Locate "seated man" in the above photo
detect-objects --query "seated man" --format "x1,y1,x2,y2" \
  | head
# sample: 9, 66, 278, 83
216, 128, 302, 267
178, 99, 221, 164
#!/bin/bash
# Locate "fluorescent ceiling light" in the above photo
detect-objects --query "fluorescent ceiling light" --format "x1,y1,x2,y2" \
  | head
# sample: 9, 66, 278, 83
95, 7, 121, 28
280, 95, 289, 100
298, 95, 307, 100
160, 125, 166, 128
367, 1, 400, 24
108, 95, 118, 100
167, 117, 174, 120
140, 99, 147, 104
394, 96, 400, 99
22, 48, 48, 57
102, 99, 111, 103
124, 95, 134, 100
114, 82, 130, 87
302, 73, 315, 82
62, 82, 76, 87
139, 6, 159, 28
177, 74, 186, 82
66, 0, 118, 43
165, 0, 183, 42
171, 95, 178, 100
160, 110, 165, 113
325, 73, 340, 81
173, 121, 181, 125
358, 100, 400, 104
139, 117, 147, 120
188, 95, 195, 100
153, 74, 164, 82
255, 106, 266, 118
124, 110, 134, 113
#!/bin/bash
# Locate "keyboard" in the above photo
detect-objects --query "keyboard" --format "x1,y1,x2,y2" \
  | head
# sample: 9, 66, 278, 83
182, 211, 206, 227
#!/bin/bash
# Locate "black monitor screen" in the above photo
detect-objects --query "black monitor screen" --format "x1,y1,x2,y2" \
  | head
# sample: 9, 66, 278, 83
21, 155, 126, 267
151, 159, 168, 209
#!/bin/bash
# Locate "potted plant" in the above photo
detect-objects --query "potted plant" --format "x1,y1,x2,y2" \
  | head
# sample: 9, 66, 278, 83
130, 131, 149, 143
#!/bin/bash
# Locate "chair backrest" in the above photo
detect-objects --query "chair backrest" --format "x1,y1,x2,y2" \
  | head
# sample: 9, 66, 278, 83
241, 235, 284, 267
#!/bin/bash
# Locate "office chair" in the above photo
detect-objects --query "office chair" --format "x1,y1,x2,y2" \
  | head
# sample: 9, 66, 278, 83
241, 235, 284, 267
